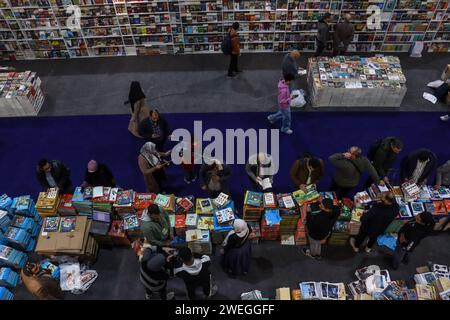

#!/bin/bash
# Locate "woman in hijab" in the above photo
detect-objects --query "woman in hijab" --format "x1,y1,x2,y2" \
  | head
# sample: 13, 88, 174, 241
138, 142, 170, 193
126, 81, 150, 138
220, 219, 253, 276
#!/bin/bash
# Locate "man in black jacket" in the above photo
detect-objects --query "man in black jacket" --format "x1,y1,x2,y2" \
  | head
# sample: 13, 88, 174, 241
199, 159, 232, 198
82, 160, 116, 188
173, 247, 217, 300
391, 211, 435, 269
138, 109, 170, 151
365, 137, 403, 187
350, 192, 399, 253
36, 159, 72, 194
400, 148, 437, 185
140, 248, 174, 300
302, 198, 340, 259
315, 12, 332, 57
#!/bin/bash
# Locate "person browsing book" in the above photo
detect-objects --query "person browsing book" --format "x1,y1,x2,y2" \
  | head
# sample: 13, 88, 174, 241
302, 198, 340, 260
349, 192, 399, 253
282, 50, 301, 82
140, 204, 172, 248
391, 211, 435, 269
36, 159, 72, 194
315, 13, 332, 57
400, 148, 437, 185
333, 13, 354, 56
138, 142, 171, 193
329, 146, 383, 199
138, 109, 170, 151
290, 153, 324, 189
434, 160, 450, 231
364, 137, 403, 187
220, 219, 253, 275
81, 160, 116, 188
267, 74, 295, 134
245, 153, 275, 192
199, 159, 231, 198
173, 247, 218, 300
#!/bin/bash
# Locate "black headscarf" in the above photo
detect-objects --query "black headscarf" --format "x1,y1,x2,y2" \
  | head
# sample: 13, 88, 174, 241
128, 81, 146, 113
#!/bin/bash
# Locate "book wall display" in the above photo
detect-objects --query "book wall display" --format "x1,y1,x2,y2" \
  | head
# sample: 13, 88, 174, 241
0, 0, 449, 60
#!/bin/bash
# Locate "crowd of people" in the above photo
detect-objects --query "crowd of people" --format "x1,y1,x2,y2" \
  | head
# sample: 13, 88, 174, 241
31, 14, 450, 299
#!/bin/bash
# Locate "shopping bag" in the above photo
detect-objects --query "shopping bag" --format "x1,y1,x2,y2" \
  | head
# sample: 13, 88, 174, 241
290, 90, 306, 108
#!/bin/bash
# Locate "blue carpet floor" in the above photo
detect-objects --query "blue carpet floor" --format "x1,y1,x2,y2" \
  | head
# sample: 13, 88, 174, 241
1, 112, 449, 206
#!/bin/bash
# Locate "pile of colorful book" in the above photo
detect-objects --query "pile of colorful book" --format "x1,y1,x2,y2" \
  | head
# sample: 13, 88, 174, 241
57, 194, 76, 216
35, 188, 61, 217
72, 187, 93, 216
261, 209, 281, 241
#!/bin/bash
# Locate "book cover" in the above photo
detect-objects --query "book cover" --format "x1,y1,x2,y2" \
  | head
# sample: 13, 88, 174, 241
199, 198, 213, 213
299, 282, 318, 300
399, 204, 412, 218
59, 217, 76, 232
185, 213, 198, 227
244, 191, 263, 207
43, 217, 60, 233
213, 193, 229, 208
174, 215, 186, 229
197, 216, 214, 230
215, 207, 234, 224
432, 200, 447, 214
411, 202, 425, 216
177, 197, 194, 211
263, 192, 276, 207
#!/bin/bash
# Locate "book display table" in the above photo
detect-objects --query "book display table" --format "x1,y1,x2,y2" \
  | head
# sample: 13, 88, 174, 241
307, 56, 407, 107
0, 71, 44, 117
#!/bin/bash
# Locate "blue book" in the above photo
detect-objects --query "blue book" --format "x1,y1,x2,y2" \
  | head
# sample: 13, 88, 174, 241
0, 194, 13, 211
0, 287, 14, 300
0, 267, 19, 288
264, 209, 282, 226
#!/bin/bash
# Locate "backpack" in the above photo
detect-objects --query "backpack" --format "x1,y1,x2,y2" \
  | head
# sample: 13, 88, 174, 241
367, 138, 383, 161
221, 34, 232, 55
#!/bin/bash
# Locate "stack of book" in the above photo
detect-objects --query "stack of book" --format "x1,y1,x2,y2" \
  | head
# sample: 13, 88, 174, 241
348, 208, 364, 235
11, 195, 36, 217
292, 185, 320, 206
113, 189, 136, 216
108, 220, 131, 247
299, 281, 347, 300
187, 230, 212, 255
307, 56, 407, 108
174, 214, 186, 239
154, 193, 176, 214
176, 196, 195, 214
134, 193, 156, 211
1, 226, 34, 252
248, 221, 261, 244
279, 208, 300, 239
0, 244, 27, 269
195, 198, 214, 215
92, 186, 114, 214
0, 287, 14, 300
0, 210, 11, 233
122, 213, 142, 241
294, 207, 308, 246
196, 215, 214, 231
35, 188, 61, 217
185, 213, 199, 230
72, 187, 93, 217
261, 210, 281, 241
243, 191, 264, 221
0, 267, 19, 288
328, 221, 349, 246
211, 201, 235, 245
0, 194, 13, 212
57, 194, 77, 216
213, 192, 230, 209
90, 211, 111, 238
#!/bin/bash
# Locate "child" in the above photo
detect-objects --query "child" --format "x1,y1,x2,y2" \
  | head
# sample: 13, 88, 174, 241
267, 74, 295, 134
180, 137, 198, 184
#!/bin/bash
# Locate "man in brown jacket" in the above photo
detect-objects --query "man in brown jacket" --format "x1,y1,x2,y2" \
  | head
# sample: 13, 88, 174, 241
228, 22, 241, 78
290, 154, 324, 189
333, 13, 354, 56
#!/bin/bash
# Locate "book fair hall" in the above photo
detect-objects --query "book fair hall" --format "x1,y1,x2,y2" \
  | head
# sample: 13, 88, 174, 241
1, 0, 450, 306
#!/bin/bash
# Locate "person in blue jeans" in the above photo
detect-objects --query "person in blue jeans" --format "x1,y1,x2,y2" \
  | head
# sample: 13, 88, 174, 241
267, 74, 294, 134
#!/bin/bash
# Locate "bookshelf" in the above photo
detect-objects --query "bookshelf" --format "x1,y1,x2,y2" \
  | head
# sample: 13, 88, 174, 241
0, 0, 449, 60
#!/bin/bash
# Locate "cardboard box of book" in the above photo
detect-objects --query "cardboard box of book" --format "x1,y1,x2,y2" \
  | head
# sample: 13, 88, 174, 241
243, 206, 264, 221
35, 216, 91, 255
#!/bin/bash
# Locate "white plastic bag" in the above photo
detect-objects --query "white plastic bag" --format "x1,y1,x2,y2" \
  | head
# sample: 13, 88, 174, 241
290, 90, 306, 108
427, 80, 444, 89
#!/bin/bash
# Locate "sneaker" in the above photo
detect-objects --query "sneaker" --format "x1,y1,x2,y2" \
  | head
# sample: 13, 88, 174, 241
166, 292, 175, 300
349, 238, 359, 253
440, 114, 449, 121
364, 247, 372, 253
283, 129, 293, 135
267, 116, 275, 124
301, 248, 314, 259
183, 177, 191, 184
209, 285, 218, 298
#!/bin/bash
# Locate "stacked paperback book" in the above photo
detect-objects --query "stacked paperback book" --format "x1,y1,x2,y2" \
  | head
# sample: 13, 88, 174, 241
72, 187, 93, 216
35, 188, 61, 217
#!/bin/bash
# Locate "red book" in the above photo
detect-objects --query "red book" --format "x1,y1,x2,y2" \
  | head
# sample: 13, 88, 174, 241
174, 215, 186, 229
134, 193, 156, 210
434, 200, 448, 214
177, 198, 193, 212
444, 200, 450, 213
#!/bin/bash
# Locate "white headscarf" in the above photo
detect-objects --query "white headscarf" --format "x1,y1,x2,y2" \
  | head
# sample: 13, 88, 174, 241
140, 142, 161, 167
222, 219, 249, 247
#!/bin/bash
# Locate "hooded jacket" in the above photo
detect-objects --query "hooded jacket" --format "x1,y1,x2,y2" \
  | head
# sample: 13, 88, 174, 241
278, 79, 291, 109
174, 254, 211, 287
140, 209, 171, 247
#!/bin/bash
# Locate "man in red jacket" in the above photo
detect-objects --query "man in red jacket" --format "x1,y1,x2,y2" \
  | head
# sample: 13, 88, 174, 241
228, 22, 241, 78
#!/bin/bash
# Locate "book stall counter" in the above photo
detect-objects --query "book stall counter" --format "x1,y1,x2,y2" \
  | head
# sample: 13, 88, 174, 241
307, 55, 407, 107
